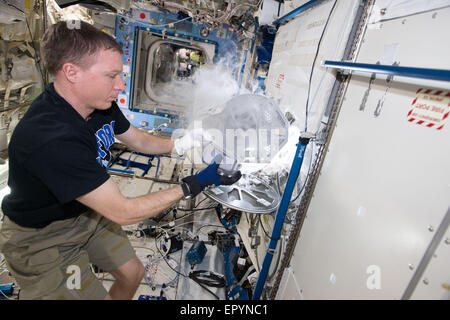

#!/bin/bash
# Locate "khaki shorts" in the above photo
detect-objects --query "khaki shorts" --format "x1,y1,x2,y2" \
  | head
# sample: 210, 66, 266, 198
0, 210, 135, 300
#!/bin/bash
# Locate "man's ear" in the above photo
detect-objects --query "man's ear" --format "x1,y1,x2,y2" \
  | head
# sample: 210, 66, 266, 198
60, 62, 81, 83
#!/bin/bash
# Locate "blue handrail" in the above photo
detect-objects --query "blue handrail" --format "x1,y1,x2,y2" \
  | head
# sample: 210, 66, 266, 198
273, 0, 327, 26
323, 60, 450, 82
252, 136, 312, 300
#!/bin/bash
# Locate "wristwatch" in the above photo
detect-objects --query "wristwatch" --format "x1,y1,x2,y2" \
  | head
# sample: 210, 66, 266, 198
181, 182, 191, 200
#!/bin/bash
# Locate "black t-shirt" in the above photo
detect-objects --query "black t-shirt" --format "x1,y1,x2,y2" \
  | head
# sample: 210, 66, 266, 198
1, 83, 130, 228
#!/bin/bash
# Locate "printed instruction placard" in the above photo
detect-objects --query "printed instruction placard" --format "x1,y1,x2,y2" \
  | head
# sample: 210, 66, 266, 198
407, 88, 450, 130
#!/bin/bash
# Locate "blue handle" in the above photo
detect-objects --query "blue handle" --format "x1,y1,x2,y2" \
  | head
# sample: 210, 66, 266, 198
323, 60, 450, 82
252, 137, 311, 300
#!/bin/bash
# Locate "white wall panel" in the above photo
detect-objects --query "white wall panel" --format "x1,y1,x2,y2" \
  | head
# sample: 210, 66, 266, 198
368, 0, 450, 24
285, 5, 450, 299
266, 0, 361, 134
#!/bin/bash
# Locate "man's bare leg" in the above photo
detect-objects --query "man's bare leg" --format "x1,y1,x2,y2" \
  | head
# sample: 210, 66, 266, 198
105, 255, 144, 300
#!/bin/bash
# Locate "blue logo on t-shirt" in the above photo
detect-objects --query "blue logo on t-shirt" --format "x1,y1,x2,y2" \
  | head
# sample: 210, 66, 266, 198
95, 121, 115, 167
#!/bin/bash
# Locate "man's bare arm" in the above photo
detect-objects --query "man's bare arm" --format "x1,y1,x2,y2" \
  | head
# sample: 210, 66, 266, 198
77, 177, 183, 226
116, 125, 174, 155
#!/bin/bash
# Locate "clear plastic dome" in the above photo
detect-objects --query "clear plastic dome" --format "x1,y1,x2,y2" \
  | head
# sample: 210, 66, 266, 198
200, 94, 289, 173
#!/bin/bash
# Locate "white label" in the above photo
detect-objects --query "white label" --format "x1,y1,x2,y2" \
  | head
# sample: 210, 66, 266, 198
238, 257, 246, 266
380, 43, 398, 65
407, 89, 450, 130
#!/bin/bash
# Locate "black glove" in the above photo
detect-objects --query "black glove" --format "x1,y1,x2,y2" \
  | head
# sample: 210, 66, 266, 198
181, 156, 242, 198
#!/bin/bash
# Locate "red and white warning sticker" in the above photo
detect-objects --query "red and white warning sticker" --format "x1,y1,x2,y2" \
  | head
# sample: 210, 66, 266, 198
407, 88, 450, 130
274, 73, 285, 89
